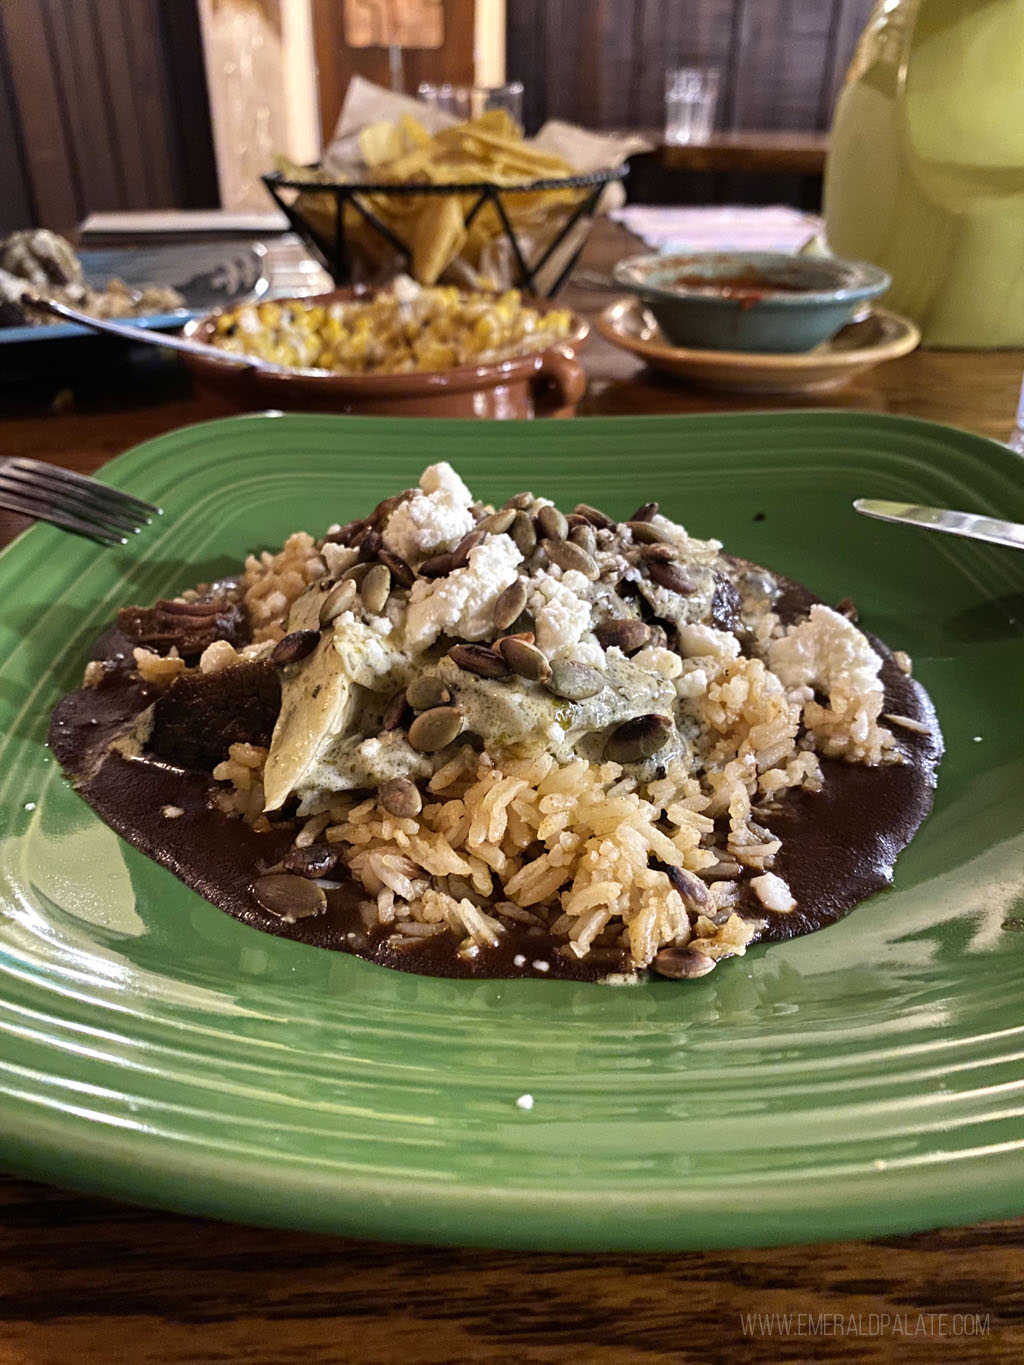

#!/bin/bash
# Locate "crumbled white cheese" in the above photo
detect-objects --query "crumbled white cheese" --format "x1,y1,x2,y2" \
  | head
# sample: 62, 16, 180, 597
405, 536, 523, 649
675, 666, 708, 699
515, 1093, 535, 1110
767, 604, 884, 712
633, 645, 683, 679
750, 871, 796, 913
647, 513, 721, 562
677, 621, 741, 660
382, 460, 476, 562
331, 614, 411, 687
529, 570, 593, 657
321, 543, 358, 577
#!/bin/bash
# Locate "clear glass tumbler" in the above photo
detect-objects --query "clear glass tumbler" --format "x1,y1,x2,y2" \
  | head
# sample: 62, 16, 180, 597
417, 81, 524, 125
664, 67, 720, 145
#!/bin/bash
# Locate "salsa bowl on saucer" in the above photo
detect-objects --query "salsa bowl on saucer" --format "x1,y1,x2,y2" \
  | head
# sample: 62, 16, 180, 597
611, 250, 891, 353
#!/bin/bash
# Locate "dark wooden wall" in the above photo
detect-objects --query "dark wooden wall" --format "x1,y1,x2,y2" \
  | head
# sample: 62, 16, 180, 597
0, 0, 219, 236
507, 0, 873, 135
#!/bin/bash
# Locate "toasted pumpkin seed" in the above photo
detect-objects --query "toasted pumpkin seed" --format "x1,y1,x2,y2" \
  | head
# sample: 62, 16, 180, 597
379, 776, 423, 819
493, 578, 529, 632
252, 873, 326, 921
663, 864, 712, 910
478, 507, 517, 534
378, 548, 416, 588
499, 636, 552, 682
647, 560, 697, 595
419, 552, 455, 579
545, 659, 605, 700
573, 502, 615, 529
355, 527, 383, 562
406, 675, 452, 711
604, 713, 672, 763
452, 528, 485, 569
382, 689, 411, 732
568, 521, 597, 555
340, 560, 373, 585
408, 705, 463, 752
651, 946, 717, 980
630, 501, 659, 523
511, 509, 537, 557
282, 843, 341, 879
536, 503, 568, 541
594, 618, 651, 654
638, 542, 678, 563
627, 520, 668, 544
271, 629, 320, 665
542, 537, 599, 579
504, 490, 535, 510
360, 562, 391, 615
448, 643, 510, 679
319, 578, 357, 626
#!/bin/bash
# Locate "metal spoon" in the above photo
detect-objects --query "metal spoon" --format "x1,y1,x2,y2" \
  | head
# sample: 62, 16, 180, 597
22, 294, 333, 375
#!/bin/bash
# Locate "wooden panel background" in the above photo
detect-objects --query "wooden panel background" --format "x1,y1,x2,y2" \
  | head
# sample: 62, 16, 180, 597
507, 0, 874, 135
0, 0, 219, 236
313, 0, 476, 143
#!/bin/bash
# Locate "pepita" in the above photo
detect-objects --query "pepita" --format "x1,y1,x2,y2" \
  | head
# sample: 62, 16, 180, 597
318, 578, 357, 626
251, 872, 327, 921
406, 675, 452, 711
271, 629, 320, 665
542, 537, 599, 579
647, 559, 697, 594
498, 636, 552, 682
448, 643, 510, 679
492, 578, 529, 632
419, 552, 455, 579
604, 713, 672, 763
452, 528, 485, 569
360, 562, 391, 615
594, 618, 651, 654
378, 776, 423, 819
477, 507, 517, 535
536, 504, 568, 541
408, 705, 463, 752
545, 659, 605, 700
629, 501, 659, 523
378, 548, 416, 588
511, 509, 537, 557
573, 502, 615, 530
650, 946, 717, 980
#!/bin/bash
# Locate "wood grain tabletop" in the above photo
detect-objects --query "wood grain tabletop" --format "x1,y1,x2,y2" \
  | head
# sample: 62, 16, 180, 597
1, 221, 1023, 1363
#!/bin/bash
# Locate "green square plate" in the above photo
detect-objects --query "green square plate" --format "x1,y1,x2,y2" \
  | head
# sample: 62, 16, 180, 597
1, 411, 1023, 1251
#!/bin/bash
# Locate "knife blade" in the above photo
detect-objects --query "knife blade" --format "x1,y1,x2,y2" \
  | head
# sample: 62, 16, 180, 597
853, 499, 1024, 552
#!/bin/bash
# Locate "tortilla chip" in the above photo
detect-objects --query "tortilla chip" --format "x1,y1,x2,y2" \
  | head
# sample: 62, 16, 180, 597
411, 195, 467, 284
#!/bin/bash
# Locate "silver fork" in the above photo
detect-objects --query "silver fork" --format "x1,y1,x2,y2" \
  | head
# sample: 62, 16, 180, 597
0, 457, 162, 545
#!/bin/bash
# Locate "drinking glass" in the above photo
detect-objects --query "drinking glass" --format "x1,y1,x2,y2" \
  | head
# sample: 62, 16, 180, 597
664, 67, 720, 145
417, 81, 524, 124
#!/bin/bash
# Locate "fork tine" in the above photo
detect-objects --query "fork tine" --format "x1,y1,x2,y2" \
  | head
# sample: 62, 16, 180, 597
0, 470, 144, 535
6, 458, 161, 517
0, 488, 126, 545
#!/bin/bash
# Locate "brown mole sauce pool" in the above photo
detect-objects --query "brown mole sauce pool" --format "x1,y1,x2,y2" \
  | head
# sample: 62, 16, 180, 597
48, 573, 942, 984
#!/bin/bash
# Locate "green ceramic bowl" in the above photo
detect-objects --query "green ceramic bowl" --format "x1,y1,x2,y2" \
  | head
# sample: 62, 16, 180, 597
611, 251, 891, 353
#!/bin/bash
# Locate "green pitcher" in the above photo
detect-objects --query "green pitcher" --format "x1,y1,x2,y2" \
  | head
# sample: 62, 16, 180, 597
824, 0, 1024, 348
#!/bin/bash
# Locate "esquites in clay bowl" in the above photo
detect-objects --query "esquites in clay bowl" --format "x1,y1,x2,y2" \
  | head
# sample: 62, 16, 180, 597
182, 279, 588, 418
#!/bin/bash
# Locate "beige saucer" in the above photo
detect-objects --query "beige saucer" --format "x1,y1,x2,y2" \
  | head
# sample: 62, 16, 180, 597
596, 297, 920, 394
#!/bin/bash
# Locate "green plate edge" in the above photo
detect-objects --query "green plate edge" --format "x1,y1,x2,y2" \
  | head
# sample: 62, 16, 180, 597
0, 409, 1023, 1252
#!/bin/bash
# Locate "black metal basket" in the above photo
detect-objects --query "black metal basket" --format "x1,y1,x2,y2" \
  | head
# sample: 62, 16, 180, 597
262, 165, 627, 297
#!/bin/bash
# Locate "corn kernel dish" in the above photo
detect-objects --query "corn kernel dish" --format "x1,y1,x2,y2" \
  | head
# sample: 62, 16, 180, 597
206, 281, 576, 376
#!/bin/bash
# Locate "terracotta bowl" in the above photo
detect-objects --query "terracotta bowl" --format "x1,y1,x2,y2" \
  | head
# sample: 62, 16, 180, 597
181, 289, 589, 418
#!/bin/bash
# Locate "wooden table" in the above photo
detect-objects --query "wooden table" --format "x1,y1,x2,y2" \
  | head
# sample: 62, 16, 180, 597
2, 222, 1024, 1362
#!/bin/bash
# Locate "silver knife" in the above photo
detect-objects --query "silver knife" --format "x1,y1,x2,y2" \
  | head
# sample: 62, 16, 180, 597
853, 499, 1024, 551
